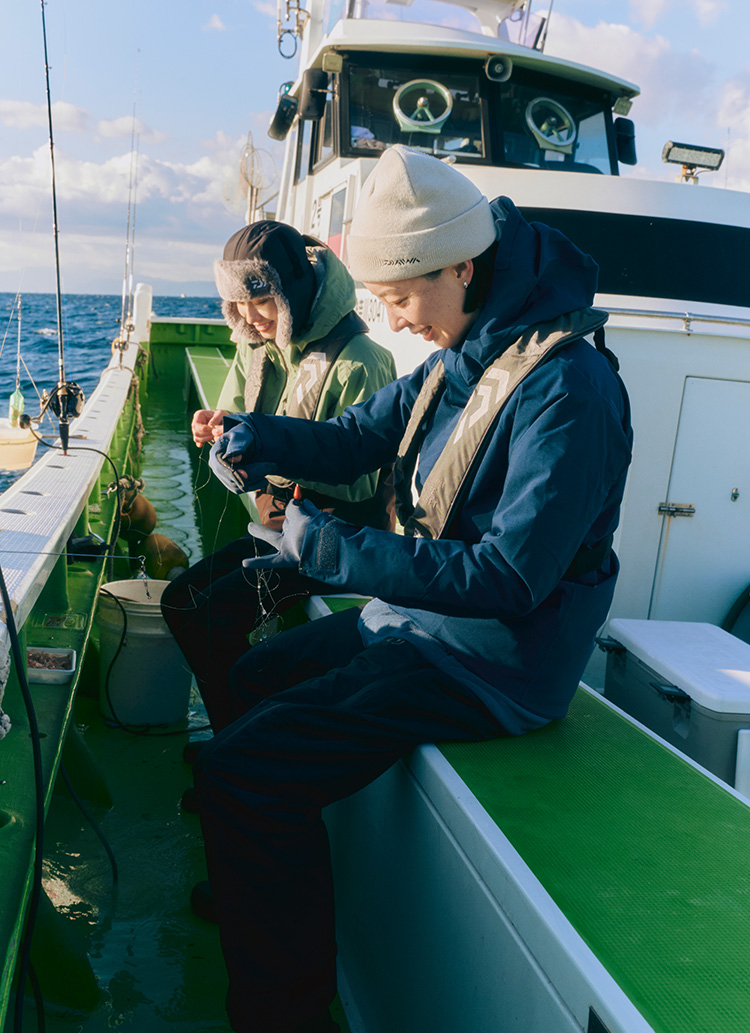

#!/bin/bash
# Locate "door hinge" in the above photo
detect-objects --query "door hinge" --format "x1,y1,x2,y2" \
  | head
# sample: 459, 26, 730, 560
658, 502, 696, 517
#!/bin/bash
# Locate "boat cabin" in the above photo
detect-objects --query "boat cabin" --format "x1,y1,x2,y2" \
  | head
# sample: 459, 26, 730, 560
270, 0, 749, 344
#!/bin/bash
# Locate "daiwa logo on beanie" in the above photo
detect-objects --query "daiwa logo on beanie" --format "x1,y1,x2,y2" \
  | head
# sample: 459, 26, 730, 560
347, 145, 497, 283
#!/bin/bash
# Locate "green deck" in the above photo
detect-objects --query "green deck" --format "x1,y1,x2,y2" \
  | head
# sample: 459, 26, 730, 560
184, 346, 235, 410
442, 690, 750, 1033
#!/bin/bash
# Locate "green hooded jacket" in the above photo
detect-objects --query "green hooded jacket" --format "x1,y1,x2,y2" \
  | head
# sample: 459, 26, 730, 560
216, 245, 396, 513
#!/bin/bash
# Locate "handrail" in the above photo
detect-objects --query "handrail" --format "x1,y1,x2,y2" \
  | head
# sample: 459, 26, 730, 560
605, 306, 750, 332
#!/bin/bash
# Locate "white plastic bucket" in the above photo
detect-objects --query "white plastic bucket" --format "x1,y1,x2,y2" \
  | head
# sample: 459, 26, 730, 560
96, 579, 193, 726
0, 418, 37, 471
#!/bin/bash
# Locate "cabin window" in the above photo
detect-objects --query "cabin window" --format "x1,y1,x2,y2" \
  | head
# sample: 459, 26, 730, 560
294, 120, 313, 185
312, 89, 337, 169
328, 187, 346, 258
497, 78, 613, 174
345, 64, 486, 162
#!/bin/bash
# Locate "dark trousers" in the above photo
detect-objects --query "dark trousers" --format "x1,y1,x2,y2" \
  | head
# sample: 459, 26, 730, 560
193, 606, 507, 1032
160, 535, 341, 730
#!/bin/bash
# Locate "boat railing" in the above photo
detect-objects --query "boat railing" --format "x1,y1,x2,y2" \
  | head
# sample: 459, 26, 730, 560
606, 306, 750, 333
0, 339, 141, 655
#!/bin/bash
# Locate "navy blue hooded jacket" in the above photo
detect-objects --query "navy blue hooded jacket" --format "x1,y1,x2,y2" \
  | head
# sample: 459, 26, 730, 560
223, 199, 633, 734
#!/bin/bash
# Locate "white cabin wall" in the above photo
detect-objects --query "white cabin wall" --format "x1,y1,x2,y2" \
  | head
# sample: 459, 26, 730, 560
606, 319, 750, 626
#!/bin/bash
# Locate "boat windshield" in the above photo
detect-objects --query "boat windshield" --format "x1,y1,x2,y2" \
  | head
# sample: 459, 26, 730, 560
343, 59, 614, 172
498, 74, 611, 173
347, 63, 486, 161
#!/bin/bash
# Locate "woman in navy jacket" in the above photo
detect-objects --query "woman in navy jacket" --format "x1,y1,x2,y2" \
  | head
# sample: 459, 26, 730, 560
194, 146, 633, 1033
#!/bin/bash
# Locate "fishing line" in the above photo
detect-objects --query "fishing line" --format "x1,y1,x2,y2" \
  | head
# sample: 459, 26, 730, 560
0, 292, 22, 360
18, 355, 55, 428
0, 561, 45, 1033
0, 198, 46, 367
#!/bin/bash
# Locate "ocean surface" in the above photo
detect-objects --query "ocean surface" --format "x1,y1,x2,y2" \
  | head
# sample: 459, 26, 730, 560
0, 292, 222, 493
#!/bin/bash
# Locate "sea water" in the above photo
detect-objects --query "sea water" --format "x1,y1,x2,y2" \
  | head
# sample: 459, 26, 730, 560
0, 292, 221, 493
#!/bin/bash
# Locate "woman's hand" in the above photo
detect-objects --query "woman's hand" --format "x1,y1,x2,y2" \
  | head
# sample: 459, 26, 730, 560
242, 500, 319, 570
191, 408, 229, 447
209, 420, 276, 494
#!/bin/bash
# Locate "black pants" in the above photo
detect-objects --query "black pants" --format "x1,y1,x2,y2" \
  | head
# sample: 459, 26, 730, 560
193, 606, 507, 1032
160, 535, 341, 730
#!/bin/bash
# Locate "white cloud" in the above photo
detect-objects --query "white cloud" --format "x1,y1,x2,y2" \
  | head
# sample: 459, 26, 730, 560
95, 115, 167, 145
545, 12, 750, 188
0, 223, 224, 293
203, 14, 227, 31
0, 100, 164, 145
253, 2, 277, 19
628, 0, 672, 29
715, 74, 750, 190
627, 0, 727, 28
544, 14, 716, 131
694, 0, 727, 25
0, 99, 91, 132
0, 133, 266, 227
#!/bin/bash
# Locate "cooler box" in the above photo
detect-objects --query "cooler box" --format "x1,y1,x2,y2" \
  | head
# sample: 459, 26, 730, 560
602, 618, 750, 789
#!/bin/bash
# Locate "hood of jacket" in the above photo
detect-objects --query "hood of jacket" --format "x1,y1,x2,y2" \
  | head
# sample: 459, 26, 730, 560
442, 196, 599, 406
226, 244, 360, 358
286, 246, 359, 359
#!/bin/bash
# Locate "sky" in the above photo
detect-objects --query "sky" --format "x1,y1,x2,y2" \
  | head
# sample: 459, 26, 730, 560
1, 0, 748, 296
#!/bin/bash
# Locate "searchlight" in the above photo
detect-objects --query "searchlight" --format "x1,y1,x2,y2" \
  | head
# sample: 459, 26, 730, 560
662, 141, 725, 184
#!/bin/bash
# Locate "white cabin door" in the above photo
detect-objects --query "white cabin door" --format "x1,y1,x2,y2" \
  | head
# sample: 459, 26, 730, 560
649, 376, 750, 624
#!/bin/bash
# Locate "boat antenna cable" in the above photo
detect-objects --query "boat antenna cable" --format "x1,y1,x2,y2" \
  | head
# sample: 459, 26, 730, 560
536, 0, 555, 51
39, 0, 84, 455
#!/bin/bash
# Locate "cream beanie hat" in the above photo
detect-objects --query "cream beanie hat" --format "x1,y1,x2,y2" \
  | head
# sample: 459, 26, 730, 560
347, 145, 497, 283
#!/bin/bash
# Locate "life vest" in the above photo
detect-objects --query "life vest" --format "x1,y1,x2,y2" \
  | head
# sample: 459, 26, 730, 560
393, 307, 611, 540
242, 310, 368, 419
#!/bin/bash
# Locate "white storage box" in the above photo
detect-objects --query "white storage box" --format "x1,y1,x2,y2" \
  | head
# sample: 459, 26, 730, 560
602, 619, 750, 787
26, 646, 77, 684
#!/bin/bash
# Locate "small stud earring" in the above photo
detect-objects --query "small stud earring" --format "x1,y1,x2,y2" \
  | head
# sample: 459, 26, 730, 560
463, 281, 469, 289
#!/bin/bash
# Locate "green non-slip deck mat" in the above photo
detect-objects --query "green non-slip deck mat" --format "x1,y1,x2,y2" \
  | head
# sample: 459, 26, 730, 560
320, 596, 370, 613
185, 345, 235, 408
440, 689, 750, 1033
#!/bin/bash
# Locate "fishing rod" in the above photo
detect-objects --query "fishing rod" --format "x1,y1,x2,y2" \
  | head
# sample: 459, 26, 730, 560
28, 0, 85, 454
9, 295, 24, 427
115, 66, 141, 364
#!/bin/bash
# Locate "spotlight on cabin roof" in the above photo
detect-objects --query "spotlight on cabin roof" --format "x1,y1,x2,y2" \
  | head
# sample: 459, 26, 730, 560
662, 141, 725, 171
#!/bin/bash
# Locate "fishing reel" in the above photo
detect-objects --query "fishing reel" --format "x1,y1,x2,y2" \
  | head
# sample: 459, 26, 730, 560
19, 381, 85, 454
44, 380, 85, 421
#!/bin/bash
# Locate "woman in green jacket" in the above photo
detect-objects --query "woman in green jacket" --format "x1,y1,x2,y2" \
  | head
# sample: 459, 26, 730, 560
162, 220, 396, 739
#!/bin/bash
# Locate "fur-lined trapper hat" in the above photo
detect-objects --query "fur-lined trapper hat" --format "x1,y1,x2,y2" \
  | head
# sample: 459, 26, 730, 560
214, 221, 318, 348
